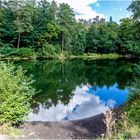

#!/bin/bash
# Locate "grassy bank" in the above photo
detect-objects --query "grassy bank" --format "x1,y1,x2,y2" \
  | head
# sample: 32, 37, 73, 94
69, 53, 132, 60
103, 93, 140, 139
0, 47, 134, 60
0, 51, 133, 61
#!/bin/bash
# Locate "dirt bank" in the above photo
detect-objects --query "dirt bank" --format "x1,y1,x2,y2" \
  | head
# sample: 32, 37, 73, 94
20, 113, 106, 139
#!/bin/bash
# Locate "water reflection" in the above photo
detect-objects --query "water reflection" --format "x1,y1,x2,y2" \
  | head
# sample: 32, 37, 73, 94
28, 85, 108, 121
28, 83, 129, 121
14, 59, 139, 121
93, 83, 129, 108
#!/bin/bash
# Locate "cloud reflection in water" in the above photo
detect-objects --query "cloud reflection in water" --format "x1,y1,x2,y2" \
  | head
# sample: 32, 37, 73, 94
28, 84, 128, 122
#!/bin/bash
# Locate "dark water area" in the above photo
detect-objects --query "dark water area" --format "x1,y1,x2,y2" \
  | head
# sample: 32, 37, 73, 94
14, 58, 140, 121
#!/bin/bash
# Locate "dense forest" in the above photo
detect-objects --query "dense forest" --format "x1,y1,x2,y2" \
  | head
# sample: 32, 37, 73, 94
0, 0, 139, 57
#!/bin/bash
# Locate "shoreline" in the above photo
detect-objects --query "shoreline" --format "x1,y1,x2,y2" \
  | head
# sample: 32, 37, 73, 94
21, 113, 106, 139
20, 105, 122, 139
0, 53, 136, 61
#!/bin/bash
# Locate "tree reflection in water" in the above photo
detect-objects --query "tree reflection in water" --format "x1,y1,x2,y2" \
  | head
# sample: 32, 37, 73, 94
14, 58, 140, 121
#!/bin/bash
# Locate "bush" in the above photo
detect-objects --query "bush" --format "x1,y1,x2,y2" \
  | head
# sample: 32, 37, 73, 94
0, 47, 16, 56
0, 62, 35, 125
16, 48, 35, 58
42, 43, 61, 58
124, 94, 140, 124
0, 42, 14, 49
115, 112, 139, 139
0, 47, 35, 58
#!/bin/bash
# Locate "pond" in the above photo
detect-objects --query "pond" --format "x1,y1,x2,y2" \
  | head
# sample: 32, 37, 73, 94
15, 58, 139, 121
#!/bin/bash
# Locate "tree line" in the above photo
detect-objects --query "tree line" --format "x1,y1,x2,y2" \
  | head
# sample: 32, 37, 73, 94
0, 0, 139, 56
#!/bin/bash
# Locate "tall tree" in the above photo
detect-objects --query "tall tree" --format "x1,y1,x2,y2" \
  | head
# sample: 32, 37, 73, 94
128, 0, 140, 23
57, 3, 76, 52
0, 0, 16, 47
86, 18, 118, 53
38, 0, 58, 45
118, 18, 135, 54
127, 0, 140, 48
8, 0, 34, 49
71, 21, 87, 54
109, 16, 113, 22
48, 0, 57, 22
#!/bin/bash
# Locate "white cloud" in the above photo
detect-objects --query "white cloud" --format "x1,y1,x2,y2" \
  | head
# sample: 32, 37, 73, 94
49, 0, 105, 20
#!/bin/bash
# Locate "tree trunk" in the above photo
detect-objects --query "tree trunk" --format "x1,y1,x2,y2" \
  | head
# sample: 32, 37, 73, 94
17, 32, 21, 49
61, 32, 64, 52
0, 0, 1, 9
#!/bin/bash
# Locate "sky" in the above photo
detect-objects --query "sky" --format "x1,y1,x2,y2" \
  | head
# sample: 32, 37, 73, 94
91, 0, 132, 22
49, 0, 132, 23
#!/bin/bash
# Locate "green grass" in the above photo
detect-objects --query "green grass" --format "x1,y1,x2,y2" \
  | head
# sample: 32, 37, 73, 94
106, 94, 140, 140
37, 53, 132, 60
70, 53, 131, 60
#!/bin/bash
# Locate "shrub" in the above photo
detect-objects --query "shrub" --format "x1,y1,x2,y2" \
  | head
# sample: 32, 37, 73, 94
0, 62, 35, 125
16, 48, 35, 58
42, 43, 61, 58
115, 112, 139, 139
0, 42, 14, 49
0, 47, 16, 56
125, 95, 140, 124
0, 47, 35, 58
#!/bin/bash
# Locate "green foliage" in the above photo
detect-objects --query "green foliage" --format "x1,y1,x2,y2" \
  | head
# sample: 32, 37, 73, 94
0, 47, 35, 58
120, 63, 140, 137
0, 0, 139, 57
57, 3, 76, 52
127, 0, 140, 23
16, 48, 35, 57
115, 112, 139, 139
86, 20, 119, 53
124, 94, 140, 124
38, 22, 59, 45
103, 103, 140, 139
111, 93, 140, 140
41, 43, 61, 58
117, 18, 136, 54
0, 47, 15, 55
71, 22, 86, 54
127, 0, 140, 55
114, 71, 140, 139
0, 62, 35, 125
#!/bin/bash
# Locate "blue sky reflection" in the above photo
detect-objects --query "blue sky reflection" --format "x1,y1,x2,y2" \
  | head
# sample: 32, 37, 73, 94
28, 83, 129, 122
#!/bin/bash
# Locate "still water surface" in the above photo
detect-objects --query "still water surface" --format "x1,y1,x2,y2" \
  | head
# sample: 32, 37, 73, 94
15, 59, 139, 121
